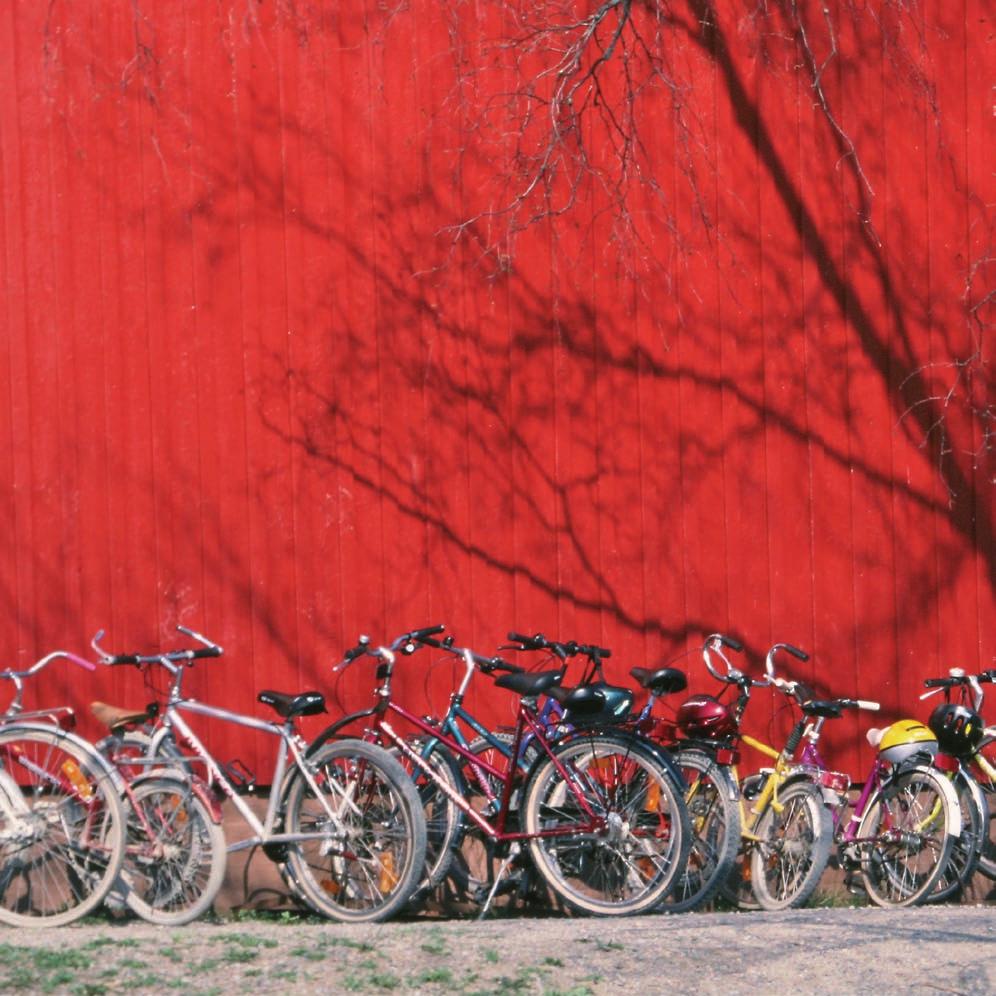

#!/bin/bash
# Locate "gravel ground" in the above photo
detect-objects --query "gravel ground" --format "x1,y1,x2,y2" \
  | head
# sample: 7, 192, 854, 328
0, 904, 992, 995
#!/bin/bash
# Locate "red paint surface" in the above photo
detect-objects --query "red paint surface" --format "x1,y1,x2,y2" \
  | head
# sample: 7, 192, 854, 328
1, 2, 992, 776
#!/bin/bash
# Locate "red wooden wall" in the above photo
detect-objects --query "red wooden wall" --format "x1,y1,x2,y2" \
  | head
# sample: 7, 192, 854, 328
1, 1, 992, 775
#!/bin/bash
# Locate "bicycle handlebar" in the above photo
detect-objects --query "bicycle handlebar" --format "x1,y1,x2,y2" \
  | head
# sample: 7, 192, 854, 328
0, 649, 96, 681
421, 634, 524, 674
701, 633, 761, 686
333, 625, 447, 673
920, 666, 994, 711
504, 632, 612, 662
90, 627, 223, 667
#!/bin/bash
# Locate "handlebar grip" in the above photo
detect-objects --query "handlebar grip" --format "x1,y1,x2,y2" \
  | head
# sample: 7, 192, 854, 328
979, 670, 996, 684
109, 654, 142, 666
488, 657, 525, 674
856, 700, 881, 711
59, 652, 96, 672
191, 646, 222, 660
507, 631, 539, 646
410, 625, 445, 641
783, 644, 809, 662
720, 635, 744, 652
923, 676, 955, 688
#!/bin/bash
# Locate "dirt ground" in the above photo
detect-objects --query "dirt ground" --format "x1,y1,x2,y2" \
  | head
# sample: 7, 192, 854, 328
0, 904, 992, 995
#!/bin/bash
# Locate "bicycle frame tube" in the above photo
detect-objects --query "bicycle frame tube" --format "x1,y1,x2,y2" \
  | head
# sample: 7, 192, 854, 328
164, 704, 350, 854
376, 701, 602, 843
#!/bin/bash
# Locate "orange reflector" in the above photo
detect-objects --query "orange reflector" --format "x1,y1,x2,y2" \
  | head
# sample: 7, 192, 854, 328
61, 759, 94, 801
378, 852, 398, 893
320, 879, 341, 895
645, 781, 661, 811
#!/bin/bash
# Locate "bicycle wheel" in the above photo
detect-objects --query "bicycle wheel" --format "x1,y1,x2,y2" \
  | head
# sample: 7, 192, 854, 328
661, 748, 741, 913
282, 739, 427, 923
717, 773, 761, 911
521, 731, 690, 916
119, 774, 227, 925
971, 736, 996, 880
443, 732, 538, 909
927, 768, 986, 903
399, 740, 464, 905
0, 725, 125, 926
858, 765, 956, 907
749, 779, 832, 911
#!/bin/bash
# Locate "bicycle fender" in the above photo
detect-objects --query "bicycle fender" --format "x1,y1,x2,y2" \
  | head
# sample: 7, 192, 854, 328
4, 720, 127, 793
306, 707, 380, 757
544, 725, 686, 792
130, 769, 223, 824
884, 763, 963, 838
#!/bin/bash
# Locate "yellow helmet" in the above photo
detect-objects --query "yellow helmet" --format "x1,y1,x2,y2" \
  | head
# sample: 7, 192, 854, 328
876, 719, 937, 764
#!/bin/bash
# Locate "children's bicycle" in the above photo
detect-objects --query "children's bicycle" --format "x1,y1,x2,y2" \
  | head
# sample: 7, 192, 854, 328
688, 639, 834, 911
763, 647, 962, 907
91, 625, 428, 923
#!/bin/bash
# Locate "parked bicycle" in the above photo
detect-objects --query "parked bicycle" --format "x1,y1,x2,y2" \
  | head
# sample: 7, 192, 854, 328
763, 645, 962, 907
0, 651, 125, 926
920, 666, 996, 892
90, 625, 427, 923
314, 628, 692, 917
498, 631, 741, 914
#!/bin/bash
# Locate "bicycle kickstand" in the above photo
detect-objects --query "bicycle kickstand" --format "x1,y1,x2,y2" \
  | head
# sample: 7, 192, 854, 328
477, 842, 521, 921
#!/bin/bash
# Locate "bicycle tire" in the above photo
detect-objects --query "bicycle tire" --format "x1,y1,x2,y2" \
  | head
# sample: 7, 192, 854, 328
971, 735, 996, 880
927, 767, 986, 903
0, 725, 126, 926
858, 765, 957, 907
282, 739, 427, 923
399, 740, 464, 905
521, 730, 690, 916
661, 748, 741, 913
117, 773, 227, 925
749, 779, 832, 911
441, 731, 539, 909
717, 773, 762, 911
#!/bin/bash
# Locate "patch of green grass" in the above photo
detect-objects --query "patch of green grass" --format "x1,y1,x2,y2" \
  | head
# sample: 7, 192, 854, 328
592, 939, 623, 952
342, 976, 365, 992
809, 889, 865, 909
116, 958, 145, 971
289, 945, 327, 961
221, 948, 259, 964
81, 937, 117, 951
483, 949, 500, 964
367, 971, 401, 990
413, 967, 453, 985
328, 937, 374, 953
42, 969, 76, 993
542, 957, 564, 967
35, 950, 92, 971
218, 932, 278, 950
419, 927, 449, 956
69, 985, 108, 996
191, 957, 222, 975
128, 975, 171, 990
